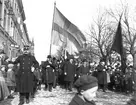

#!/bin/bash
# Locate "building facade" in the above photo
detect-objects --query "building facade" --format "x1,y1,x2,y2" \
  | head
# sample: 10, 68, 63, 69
0, 0, 32, 59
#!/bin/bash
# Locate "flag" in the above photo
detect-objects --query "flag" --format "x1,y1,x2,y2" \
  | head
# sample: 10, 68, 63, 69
111, 21, 126, 73
50, 5, 86, 55
111, 22, 123, 55
65, 38, 78, 55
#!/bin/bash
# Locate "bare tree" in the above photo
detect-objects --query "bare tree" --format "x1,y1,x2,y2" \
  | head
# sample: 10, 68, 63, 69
106, 2, 136, 67
86, 10, 115, 62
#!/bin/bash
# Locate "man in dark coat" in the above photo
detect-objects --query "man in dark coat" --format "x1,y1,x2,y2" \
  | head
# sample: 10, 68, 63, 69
79, 59, 90, 76
96, 61, 107, 92
64, 57, 76, 91
42, 55, 55, 92
52, 57, 58, 88
126, 67, 136, 105
10, 45, 39, 105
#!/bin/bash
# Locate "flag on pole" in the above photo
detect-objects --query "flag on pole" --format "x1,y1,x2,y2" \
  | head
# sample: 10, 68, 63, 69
111, 21, 126, 73
111, 22, 123, 55
50, 4, 86, 55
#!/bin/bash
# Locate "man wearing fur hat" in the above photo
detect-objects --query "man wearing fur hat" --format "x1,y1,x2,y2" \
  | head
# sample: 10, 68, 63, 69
9, 45, 39, 105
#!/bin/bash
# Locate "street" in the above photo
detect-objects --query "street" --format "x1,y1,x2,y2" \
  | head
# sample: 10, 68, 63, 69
0, 85, 132, 105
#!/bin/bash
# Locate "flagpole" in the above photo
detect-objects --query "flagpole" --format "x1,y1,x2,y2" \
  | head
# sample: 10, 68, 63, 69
64, 37, 68, 59
49, 1, 56, 55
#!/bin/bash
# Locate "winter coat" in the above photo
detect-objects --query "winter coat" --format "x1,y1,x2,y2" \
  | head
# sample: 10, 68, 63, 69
41, 60, 55, 83
64, 61, 76, 82
132, 70, 136, 91
79, 66, 90, 75
96, 64, 107, 85
12, 54, 39, 93
0, 70, 9, 100
6, 69, 16, 87
69, 94, 96, 105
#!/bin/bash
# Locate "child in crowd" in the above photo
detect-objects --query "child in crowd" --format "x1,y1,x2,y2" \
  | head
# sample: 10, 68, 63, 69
6, 63, 16, 99
0, 65, 10, 101
69, 75, 98, 105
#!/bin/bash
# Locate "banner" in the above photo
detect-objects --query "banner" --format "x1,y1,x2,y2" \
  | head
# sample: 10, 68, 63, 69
50, 5, 86, 55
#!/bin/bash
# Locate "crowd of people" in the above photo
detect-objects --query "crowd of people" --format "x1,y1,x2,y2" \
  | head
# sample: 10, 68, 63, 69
40, 55, 135, 94
0, 45, 136, 105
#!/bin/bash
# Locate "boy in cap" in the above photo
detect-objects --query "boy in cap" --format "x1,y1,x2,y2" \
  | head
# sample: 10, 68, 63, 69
69, 75, 98, 105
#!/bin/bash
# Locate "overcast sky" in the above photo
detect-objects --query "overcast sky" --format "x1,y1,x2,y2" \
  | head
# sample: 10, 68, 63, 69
22, 0, 136, 63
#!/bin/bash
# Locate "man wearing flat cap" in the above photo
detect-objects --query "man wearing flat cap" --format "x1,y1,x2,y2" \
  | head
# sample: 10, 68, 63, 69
10, 45, 39, 105
69, 75, 98, 105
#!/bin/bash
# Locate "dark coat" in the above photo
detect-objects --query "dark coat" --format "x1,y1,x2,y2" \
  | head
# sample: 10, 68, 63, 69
69, 94, 96, 105
41, 60, 55, 83
12, 54, 39, 93
96, 64, 107, 85
132, 70, 136, 91
126, 97, 136, 105
64, 61, 76, 82
79, 66, 90, 75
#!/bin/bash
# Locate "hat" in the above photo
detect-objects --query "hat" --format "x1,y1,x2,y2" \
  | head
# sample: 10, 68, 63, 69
0, 50, 5, 54
82, 59, 87, 62
68, 55, 74, 60
47, 55, 51, 58
23, 45, 30, 51
74, 75, 98, 91
53, 57, 56, 60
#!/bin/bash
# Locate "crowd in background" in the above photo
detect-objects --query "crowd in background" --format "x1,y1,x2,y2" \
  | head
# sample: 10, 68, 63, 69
40, 55, 135, 95
0, 50, 135, 102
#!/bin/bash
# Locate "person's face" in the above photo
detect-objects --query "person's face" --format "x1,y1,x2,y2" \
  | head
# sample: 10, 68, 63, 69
47, 58, 51, 61
1, 66, 5, 71
83, 62, 87, 66
82, 86, 98, 101
101, 62, 105, 66
23, 49, 30, 54
1, 53, 6, 59
70, 59, 73, 63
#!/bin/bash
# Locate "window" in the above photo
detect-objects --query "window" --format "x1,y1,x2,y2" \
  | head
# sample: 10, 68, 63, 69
3, 10, 7, 29
0, 1, 2, 21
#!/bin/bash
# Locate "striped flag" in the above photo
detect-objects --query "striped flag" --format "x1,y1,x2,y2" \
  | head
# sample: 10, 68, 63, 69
50, 5, 86, 55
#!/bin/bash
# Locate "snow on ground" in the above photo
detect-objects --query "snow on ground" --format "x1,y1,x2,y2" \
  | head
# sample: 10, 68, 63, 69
0, 85, 132, 105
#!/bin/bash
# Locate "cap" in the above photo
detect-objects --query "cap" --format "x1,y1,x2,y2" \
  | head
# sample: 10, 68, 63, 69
0, 50, 5, 54
68, 55, 74, 60
23, 45, 30, 51
74, 75, 98, 91
47, 55, 51, 58
53, 57, 56, 60
82, 59, 87, 62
